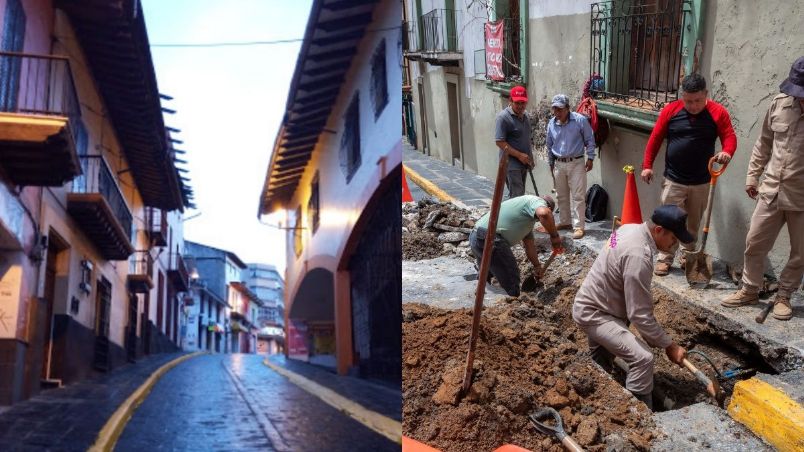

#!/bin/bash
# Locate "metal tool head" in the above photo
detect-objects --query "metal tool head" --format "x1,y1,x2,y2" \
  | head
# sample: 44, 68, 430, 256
528, 407, 566, 439
684, 250, 713, 287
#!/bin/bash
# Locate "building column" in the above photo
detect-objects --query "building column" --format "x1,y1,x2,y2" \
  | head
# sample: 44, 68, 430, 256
334, 270, 353, 376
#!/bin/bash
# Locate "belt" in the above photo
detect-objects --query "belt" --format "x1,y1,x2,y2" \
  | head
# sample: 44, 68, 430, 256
553, 155, 584, 163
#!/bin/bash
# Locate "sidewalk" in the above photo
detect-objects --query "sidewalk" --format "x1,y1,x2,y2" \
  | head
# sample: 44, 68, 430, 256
403, 141, 493, 208
0, 352, 185, 451
266, 355, 401, 422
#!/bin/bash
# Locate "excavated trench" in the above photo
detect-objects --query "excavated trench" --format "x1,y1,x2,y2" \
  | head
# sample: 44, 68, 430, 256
403, 241, 782, 451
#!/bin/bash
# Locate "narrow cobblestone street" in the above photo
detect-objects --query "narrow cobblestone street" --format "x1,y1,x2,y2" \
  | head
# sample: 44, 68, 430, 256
116, 354, 398, 452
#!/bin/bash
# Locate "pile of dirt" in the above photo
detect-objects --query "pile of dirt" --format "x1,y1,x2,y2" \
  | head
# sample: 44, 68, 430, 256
402, 200, 482, 261
403, 302, 655, 452
403, 248, 763, 451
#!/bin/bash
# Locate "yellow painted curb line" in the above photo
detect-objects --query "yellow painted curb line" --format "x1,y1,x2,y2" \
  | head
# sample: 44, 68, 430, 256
727, 377, 804, 452
403, 164, 455, 203
88, 351, 206, 452
263, 359, 401, 444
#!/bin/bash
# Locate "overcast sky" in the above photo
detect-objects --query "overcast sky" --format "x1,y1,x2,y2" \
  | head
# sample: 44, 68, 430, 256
142, 0, 314, 274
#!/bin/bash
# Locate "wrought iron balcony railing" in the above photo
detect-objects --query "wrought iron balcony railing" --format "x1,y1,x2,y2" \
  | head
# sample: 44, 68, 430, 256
420, 9, 462, 53
589, 0, 691, 111
72, 155, 133, 242
0, 51, 80, 132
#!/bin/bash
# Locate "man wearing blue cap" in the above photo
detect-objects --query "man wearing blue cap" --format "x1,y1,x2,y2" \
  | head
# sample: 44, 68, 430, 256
573, 205, 691, 409
545, 94, 596, 239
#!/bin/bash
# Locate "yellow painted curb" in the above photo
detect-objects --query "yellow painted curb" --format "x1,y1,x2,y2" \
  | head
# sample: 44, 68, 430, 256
88, 351, 206, 452
263, 359, 401, 444
727, 377, 804, 452
403, 164, 455, 203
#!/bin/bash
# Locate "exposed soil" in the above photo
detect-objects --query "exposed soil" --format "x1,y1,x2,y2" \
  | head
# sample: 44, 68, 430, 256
403, 248, 768, 451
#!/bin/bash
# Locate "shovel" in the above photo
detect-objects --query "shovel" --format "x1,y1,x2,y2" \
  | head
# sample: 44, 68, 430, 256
529, 408, 585, 452
521, 250, 559, 292
683, 358, 725, 406
528, 169, 540, 196
684, 157, 728, 287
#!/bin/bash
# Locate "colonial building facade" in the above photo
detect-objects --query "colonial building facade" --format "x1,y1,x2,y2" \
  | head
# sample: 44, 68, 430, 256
0, 0, 192, 405
259, 0, 402, 384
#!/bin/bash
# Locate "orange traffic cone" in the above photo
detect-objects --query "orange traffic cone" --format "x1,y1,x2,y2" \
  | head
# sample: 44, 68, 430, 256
620, 165, 642, 224
402, 165, 414, 203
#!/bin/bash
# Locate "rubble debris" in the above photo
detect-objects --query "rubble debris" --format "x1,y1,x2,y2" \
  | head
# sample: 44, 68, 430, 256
402, 200, 482, 261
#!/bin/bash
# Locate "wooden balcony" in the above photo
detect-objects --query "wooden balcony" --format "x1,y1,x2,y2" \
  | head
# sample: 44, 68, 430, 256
0, 51, 82, 186
146, 207, 167, 247
67, 155, 134, 261
127, 250, 154, 293
167, 252, 189, 292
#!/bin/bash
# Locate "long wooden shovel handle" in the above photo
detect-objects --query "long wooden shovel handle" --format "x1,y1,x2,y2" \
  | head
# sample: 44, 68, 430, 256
683, 358, 719, 399
561, 436, 586, 452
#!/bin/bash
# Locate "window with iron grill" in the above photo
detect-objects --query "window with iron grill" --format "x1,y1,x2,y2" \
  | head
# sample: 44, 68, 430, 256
370, 39, 388, 120
293, 206, 303, 258
308, 172, 320, 234
339, 94, 361, 183
590, 0, 691, 111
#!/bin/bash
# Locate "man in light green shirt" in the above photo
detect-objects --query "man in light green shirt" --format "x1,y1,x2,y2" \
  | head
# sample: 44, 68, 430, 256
469, 195, 563, 296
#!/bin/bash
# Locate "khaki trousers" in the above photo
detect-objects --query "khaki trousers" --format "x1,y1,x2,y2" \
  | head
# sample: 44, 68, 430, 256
658, 178, 709, 264
580, 319, 655, 395
553, 158, 587, 229
742, 196, 804, 296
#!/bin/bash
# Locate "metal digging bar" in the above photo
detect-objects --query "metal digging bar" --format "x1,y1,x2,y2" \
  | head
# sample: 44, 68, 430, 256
461, 155, 508, 394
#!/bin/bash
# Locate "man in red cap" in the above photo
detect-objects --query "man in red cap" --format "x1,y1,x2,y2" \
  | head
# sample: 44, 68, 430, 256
495, 85, 533, 198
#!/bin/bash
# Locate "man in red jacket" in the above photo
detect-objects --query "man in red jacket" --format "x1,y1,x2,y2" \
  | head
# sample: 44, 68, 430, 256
641, 74, 737, 276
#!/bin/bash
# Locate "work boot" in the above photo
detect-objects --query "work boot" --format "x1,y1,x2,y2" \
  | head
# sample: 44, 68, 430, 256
654, 261, 671, 276
772, 294, 793, 321
721, 287, 759, 308
632, 391, 653, 410
573, 228, 585, 239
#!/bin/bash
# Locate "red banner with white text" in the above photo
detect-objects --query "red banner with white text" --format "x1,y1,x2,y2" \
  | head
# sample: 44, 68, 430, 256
485, 21, 505, 81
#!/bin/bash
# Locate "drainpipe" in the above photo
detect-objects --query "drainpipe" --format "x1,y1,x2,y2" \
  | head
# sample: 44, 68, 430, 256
520, 0, 528, 86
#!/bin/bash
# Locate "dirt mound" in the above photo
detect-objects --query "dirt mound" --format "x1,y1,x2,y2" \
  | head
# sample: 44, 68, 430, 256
403, 248, 763, 450
402, 200, 480, 261
403, 302, 654, 452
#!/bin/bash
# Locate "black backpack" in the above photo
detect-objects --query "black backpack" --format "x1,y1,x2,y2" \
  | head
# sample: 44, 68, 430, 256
585, 184, 608, 222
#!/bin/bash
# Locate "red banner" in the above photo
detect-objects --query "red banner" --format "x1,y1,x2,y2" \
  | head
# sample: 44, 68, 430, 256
287, 319, 309, 361
485, 21, 505, 81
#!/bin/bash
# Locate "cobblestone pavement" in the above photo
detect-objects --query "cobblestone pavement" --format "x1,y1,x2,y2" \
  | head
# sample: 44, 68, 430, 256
0, 352, 183, 452
403, 140, 493, 208
117, 353, 398, 452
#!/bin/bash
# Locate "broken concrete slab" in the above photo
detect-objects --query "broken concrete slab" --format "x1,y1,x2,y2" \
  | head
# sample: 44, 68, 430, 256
652, 402, 772, 451
402, 256, 507, 310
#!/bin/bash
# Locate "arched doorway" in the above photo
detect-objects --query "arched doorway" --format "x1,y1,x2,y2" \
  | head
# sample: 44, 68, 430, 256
288, 267, 336, 369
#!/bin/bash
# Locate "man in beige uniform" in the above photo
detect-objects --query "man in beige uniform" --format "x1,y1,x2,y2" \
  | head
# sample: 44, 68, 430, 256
722, 57, 804, 321
573, 205, 689, 409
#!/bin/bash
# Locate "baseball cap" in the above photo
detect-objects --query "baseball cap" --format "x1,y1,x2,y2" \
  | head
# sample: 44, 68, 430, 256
651, 205, 694, 244
510, 85, 528, 102
780, 56, 804, 98
551, 94, 569, 108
